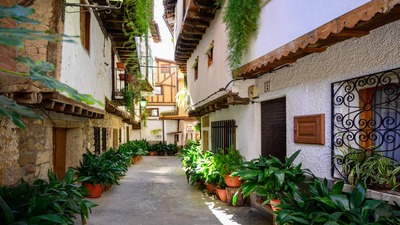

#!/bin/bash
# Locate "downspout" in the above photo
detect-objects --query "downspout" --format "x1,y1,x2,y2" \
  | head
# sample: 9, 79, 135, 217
162, 119, 165, 143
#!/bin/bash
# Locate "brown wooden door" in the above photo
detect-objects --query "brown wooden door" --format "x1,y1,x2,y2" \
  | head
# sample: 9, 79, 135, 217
261, 98, 287, 161
113, 129, 119, 149
53, 128, 67, 179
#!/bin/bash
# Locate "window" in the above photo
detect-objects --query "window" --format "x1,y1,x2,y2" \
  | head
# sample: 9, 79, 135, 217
154, 86, 162, 95
206, 41, 214, 66
94, 127, 100, 155
211, 120, 236, 152
332, 68, 400, 178
147, 108, 159, 117
102, 128, 107, 153
80, 0, 90, 52
192, 57, 199, 81
161, 63, 170, 73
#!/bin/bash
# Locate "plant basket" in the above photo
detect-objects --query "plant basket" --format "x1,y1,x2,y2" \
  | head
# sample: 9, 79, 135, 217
224, 174, 242, 187
83, 182, 103, 198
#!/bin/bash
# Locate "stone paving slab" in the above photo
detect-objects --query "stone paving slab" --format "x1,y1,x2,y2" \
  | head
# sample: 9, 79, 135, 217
76, 156, 272, 225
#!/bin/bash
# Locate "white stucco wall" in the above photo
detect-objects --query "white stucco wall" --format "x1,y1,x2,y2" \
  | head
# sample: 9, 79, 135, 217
207, 18, 400, 179
244, 0, 370, 64
61, 0, 112, 107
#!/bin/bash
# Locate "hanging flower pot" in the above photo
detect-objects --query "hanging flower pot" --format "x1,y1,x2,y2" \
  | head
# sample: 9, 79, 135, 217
116, 62, 125, 69
118, 74, 133, 82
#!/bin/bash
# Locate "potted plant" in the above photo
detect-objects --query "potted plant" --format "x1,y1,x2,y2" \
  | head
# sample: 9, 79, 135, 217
276, 178, 400, 224
335, 147, 400, 189
74, 150, 117, 198
232, 150, 306, 209
213, 146, 244, 187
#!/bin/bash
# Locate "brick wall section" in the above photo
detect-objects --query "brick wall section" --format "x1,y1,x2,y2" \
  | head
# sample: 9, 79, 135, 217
0, 0, 18, 74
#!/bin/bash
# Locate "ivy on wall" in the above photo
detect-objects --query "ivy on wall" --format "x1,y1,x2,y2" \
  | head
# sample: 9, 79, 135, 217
219, 0, 262, 71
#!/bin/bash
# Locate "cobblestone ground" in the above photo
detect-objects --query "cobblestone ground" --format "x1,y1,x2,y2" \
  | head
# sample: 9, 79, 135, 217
76, 156, 272, 225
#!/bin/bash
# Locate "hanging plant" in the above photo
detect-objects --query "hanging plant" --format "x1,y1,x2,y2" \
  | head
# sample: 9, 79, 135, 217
222, 0, 262, 70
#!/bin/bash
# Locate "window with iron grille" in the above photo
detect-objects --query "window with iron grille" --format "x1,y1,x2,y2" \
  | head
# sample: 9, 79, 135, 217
94, 127, 100, 155
332, 68, 400, 178
102, 128, 107, 152
211, 120, 236, 152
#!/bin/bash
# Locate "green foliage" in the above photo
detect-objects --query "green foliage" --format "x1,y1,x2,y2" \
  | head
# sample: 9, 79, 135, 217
0, 169, 97, 225
179, 144, 206, 185
335, 147, 400, 189
175, 86, 188, 108
213, 146, 245, 176
276, 179, 400, 224
222, 0, 262, 70
232, 150, 306, 203
0, 5, 103, 128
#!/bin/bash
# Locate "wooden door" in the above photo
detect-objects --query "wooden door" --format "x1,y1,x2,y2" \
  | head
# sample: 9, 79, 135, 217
113, 129, 119, 149
261, 98, 287, 161
53, 128, 67, 179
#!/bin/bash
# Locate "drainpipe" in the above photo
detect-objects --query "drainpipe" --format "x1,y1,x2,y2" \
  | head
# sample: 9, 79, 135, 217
162, 119, 165, 144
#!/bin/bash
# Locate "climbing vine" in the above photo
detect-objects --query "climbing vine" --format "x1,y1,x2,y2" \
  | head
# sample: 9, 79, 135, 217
122, 0, 153, 124
220, 0, 262, 70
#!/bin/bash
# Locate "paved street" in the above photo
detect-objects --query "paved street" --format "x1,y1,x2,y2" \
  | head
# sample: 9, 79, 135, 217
77, 156, 272, 225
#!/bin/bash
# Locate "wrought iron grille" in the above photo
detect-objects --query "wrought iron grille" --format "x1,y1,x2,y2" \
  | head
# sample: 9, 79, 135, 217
94, 127, 100, 155
331, 68, 400, 179
211, 120, 236, 153
102, 128, 107, 153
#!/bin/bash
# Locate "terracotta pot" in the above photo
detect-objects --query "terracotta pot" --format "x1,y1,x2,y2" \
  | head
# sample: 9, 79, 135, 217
133, 156, 140, 164
224, 174, 242, 187
205, 183, 216, 194
116, 62, 124, 69
270, 198, 281, 211
216, 188, 227, 203
118, 74, 132, 82
149, 151, 155, 156
83, 182, 103, 198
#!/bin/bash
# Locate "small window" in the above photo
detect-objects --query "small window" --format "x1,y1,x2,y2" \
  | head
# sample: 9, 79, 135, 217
154, 86, 162, 95
94, 127, 100, 155
211, 120, 236, 152
147, 108, 159, 117
205, 41, 214, 66
161, 64, 170, 73
194, 61, 198, 81
102, 128, 107, 152
80, 0, 90, 53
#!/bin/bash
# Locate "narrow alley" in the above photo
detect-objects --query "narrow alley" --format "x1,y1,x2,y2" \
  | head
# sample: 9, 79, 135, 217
78, 156, 272, 225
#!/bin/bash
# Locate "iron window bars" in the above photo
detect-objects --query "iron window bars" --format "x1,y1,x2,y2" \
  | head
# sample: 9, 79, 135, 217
331, 68, 400, 179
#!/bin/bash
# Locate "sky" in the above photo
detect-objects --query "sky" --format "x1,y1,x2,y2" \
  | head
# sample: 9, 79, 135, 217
152, 0, 174, 61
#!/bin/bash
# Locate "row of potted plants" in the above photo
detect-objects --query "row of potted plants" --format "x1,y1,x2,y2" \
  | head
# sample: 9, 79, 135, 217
231, 150, 400, 224
0, 169, 97, 225
75, 140, 149, 198
148, 142, 179, 156
179, 143, 244, 203
0, 139, 151, 224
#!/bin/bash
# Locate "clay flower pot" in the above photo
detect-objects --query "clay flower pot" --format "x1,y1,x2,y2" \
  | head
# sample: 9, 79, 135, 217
116, 62, 125, 69
270, 198, 282, 211
83, 182, 103, 198
205, 183, 216, 194
149, 151, 156, 156
224, 174, 242, 187
216, 188, 227, 203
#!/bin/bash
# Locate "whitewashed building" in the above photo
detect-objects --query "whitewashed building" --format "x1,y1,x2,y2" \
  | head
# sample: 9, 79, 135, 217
165, 0, 400, 183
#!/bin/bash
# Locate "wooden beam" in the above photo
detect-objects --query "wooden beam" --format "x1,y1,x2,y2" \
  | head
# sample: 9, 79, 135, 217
14, 92, 42, 104
53, 102, 66, 112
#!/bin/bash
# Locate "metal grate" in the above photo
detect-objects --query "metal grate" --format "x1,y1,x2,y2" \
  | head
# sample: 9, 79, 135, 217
102, 128, 107, 152
94, 127, 100, 155
211, 120, 236, 152
331, 68, 400, 178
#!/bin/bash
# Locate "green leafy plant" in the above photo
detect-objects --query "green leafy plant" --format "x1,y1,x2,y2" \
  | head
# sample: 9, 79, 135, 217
335, 147, 400, 189
221, 0, 262, 70
0, 169, 97, 225
277, 179, 400, 224
232, 150, 306, 204
179, 144, 206, 185
213, 146, 244, 177
0, 5, 103, 128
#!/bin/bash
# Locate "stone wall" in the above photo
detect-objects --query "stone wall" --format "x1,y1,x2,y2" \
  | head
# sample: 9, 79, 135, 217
0, 107, 126, 186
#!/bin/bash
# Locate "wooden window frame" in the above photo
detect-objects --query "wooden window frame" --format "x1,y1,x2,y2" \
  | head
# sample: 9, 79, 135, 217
80, 1, 90, 53
147, 108, 159, 117
207, 46, 213, 66
194, 62, 198, 81
294, 114, 325, 145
